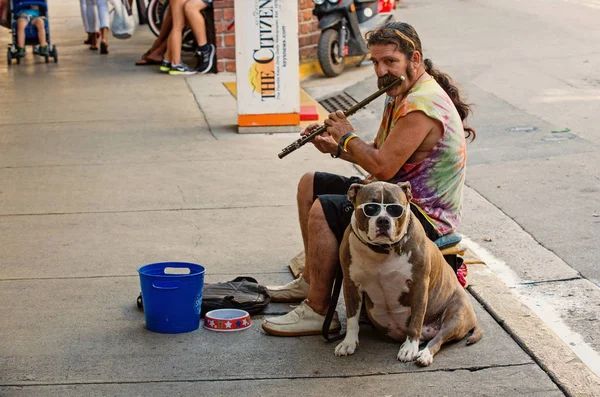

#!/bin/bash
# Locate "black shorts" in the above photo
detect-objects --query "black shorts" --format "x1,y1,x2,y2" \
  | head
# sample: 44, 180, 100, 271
313, 172, 441, 244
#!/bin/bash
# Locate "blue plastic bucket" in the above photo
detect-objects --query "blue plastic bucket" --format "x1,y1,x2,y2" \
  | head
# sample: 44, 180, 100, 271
138, 262, 206, 334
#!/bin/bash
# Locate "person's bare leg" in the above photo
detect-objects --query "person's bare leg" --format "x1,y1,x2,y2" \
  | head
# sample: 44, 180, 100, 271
164, 43, 172, 62
183, 0, 207, 46
296, 172, 315, 283
303, 199, 340, 316
264, 173, 315, 303
155, 41, 168, 58
90, 30, 98, 49
33, 18, 47, 46
136, 9, 171, 63
158, 8, 174, 39
147, 8, 173, 59
100, 26, 108, 46
17, 17, 27, 48
167, 0, 186, 65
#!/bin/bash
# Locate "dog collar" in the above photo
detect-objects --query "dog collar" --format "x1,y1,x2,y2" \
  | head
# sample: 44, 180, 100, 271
350, 227, 393, 254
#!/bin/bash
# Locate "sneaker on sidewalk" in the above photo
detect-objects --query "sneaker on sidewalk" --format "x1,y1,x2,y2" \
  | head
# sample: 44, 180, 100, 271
194, 44, 215, 74
169, 62, 197, 75
159, 60, 171, 73
267, 276, 310, 303
262, 300, 341, 337
38, 46, 49, 57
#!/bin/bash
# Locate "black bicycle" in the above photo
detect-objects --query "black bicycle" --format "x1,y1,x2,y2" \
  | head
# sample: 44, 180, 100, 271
146, 0, 166, 36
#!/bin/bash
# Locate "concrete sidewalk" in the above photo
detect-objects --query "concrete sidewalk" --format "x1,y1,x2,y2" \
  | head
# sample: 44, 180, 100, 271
0, 1, 598, 396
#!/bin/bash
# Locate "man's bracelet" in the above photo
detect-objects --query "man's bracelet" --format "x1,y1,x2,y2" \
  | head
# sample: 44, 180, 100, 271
339, 132, 358, 152
343, 134, 358, 151
330, 144, 342, 158
332, 133, 358, 159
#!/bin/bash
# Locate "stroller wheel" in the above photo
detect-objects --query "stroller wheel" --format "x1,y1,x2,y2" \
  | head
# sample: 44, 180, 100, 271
44, 54, 49, 64
7, 50, 11, 66
52, 47, 58, 63
16, 56, 20, 65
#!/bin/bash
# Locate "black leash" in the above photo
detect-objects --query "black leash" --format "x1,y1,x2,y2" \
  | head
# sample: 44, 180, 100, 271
321, 264, 345, 342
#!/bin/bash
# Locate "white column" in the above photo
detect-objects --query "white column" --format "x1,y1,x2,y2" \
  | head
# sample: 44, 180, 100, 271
234, 0, 300, 133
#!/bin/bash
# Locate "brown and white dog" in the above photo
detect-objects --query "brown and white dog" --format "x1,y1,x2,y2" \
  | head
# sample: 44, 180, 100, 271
335, 181, 482, 366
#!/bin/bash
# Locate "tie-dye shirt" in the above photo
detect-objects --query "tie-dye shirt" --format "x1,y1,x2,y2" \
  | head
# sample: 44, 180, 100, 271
374, 76, 466, 235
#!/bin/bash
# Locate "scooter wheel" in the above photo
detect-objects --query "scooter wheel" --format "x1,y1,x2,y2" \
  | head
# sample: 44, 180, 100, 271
318, 29, 345, 77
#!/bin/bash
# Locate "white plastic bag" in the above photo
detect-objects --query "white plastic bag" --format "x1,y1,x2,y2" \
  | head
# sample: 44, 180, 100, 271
111, 0, 135, 39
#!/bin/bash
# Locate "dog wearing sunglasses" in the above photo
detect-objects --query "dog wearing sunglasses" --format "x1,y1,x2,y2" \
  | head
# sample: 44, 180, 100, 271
334, 181, 482, 366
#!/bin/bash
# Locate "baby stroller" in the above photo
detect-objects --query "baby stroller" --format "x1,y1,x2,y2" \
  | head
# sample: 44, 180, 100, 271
6, 0, 57, 65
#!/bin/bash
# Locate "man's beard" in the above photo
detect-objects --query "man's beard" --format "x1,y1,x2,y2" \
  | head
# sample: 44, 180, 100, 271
377, 74, 399, 89
377, 69, 414, 90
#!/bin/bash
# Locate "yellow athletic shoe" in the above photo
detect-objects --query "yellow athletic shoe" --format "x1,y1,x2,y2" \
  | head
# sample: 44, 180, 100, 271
159, 60, 171, 73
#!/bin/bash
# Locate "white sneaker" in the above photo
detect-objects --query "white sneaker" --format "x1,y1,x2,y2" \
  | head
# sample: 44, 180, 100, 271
262, 300, 341, 337
267, 276, 310, 303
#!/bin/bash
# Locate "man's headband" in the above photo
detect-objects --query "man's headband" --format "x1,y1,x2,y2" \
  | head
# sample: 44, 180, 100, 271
376, 27, 418, 52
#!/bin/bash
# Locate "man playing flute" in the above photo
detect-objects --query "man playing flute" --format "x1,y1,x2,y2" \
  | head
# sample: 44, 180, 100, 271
263, 21, 476, 337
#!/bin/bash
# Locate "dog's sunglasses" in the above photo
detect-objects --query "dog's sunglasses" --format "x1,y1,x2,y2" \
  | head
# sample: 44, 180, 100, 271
356, 203, 406, 218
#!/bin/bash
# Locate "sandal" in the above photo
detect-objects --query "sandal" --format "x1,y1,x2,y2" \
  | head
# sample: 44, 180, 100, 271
135, 50, 150, 65
84, 32, 100, 45
135, 56, 162, 65
89, 34, 98, 50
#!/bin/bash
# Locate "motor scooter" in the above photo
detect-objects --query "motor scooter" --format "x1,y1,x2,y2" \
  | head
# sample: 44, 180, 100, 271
313, 0, 396, 77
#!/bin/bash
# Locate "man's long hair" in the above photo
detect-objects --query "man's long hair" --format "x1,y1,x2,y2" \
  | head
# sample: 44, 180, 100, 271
366, 22, 476, 141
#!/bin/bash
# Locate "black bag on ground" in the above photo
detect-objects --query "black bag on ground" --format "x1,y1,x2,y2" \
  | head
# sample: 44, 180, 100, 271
200, 276, 271, 318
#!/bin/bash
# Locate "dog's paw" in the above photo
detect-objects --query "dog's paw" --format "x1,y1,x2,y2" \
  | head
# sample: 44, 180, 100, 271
397, 338, 419, 362
415, 348, 434, 367
334, 338, 359, 356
